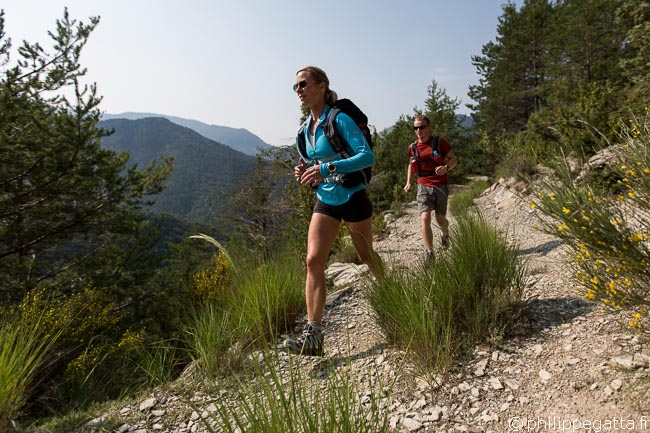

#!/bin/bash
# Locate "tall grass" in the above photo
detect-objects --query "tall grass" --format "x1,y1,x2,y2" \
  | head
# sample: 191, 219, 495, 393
368, 214, 527, 370
0, 311, 60, 431
184, 304, 243, 377
228, 254, 305, 340
132, 339, 182, 388
449, 178, 490, 217
183, 251, 305, 378
197, 351, 391, 433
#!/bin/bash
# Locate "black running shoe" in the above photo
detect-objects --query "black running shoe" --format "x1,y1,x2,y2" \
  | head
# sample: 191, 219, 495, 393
283, 323, 324, 356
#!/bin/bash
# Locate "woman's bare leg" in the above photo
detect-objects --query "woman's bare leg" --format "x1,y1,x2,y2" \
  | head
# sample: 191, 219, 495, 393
305, 213, 340, 322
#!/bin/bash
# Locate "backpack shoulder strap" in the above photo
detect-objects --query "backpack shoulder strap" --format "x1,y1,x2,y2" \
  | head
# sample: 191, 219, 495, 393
322, 106, 348, 155
432, 135, 439, 154
296, 124, 309, 161
410, 141, 419, 160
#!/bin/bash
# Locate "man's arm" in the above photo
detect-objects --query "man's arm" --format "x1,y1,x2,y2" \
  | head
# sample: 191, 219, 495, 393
404, 163, 414, 193
435, 149, 457, 176
445, 149, 457, 171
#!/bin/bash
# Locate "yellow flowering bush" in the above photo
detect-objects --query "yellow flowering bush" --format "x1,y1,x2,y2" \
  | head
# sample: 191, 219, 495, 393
62, 328, 145, 399
17, 286, 123, 347
533, 111, 650, 331
11, 286, 153, 404
186, 253, 232, 301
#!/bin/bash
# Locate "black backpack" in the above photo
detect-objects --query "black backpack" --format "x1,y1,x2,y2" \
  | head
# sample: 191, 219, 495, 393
296, 98, 374, 188
410, 136, 441, 177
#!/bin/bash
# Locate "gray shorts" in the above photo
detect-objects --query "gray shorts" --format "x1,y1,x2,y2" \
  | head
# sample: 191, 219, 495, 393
417, 184, 448, 215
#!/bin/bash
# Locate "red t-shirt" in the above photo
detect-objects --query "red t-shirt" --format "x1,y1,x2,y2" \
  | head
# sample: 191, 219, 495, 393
407, 136, 451, 186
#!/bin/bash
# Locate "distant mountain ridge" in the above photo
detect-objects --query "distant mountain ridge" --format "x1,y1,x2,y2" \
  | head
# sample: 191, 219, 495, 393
456, 114, 474, 129
99, 117, 258, 225
102, 112, 273, 156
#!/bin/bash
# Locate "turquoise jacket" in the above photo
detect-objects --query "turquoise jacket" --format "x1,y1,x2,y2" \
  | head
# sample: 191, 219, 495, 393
296, 105, 375, 206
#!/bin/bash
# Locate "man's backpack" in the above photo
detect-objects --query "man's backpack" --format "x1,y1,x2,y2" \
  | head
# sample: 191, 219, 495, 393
410, 135, 441, 177
296, 98, 373, 188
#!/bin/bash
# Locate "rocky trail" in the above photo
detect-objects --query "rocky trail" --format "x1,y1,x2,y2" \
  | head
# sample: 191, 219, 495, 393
88, 179, 649, 433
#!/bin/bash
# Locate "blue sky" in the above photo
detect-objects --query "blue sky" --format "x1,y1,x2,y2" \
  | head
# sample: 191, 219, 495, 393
2, 0, 516, 147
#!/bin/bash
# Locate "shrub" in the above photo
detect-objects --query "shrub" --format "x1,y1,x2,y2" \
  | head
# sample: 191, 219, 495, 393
11, 287, 155, 412
533, 111, 650, 330
186, 253, 233, 301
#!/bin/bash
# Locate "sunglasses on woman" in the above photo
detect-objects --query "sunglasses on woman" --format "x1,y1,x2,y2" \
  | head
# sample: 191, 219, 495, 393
293, 80, 320, 92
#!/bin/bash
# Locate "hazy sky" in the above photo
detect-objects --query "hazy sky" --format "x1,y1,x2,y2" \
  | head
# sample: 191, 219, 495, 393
2, 1, 516, 147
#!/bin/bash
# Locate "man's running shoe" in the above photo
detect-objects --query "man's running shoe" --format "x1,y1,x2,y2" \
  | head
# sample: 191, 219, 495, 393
441, 234, 450, 249
283, 323, 324, 356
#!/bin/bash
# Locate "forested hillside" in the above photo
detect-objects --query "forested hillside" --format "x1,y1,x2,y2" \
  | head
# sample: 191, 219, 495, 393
99, 117, 259, 224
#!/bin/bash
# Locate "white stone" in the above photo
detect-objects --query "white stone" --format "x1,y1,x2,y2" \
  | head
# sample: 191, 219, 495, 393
504, 379, 520, 390
609, 355, 635, 369
488, 377, 503, 390
86, 416, 107, 426
412, 398, 427, 410
139, 397, 157, 411
402, 417, 423, 431
633, 353, 650, 368
539, 369, 552, 381
430, 406, 444, 421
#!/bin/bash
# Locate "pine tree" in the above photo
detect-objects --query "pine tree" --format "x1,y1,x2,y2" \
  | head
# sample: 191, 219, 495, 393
618, 0, 650, 109
0, 9, 172, 302
468, 0, 555, 148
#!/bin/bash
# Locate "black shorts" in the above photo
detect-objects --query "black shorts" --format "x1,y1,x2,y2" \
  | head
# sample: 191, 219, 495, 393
313, 189, 373, 222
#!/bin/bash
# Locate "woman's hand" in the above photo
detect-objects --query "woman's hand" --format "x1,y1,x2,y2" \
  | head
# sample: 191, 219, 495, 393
294, 159, 308, 181
299, 163, 324, 187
